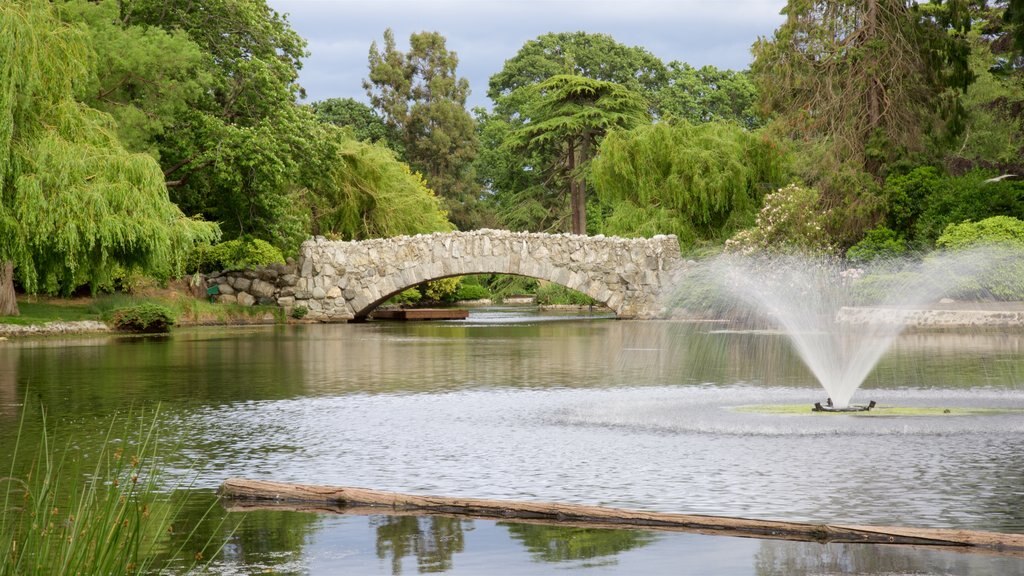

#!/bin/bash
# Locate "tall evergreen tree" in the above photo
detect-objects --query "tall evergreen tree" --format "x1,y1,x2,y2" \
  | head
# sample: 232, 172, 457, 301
512, 75, 650, 235
751, 0, 973, 178
364, 29, 482, 229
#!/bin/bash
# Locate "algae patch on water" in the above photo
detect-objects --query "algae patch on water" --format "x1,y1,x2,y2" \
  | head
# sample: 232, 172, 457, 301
731, 404, 1024, 417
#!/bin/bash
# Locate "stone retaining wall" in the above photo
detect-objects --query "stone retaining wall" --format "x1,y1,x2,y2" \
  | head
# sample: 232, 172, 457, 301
837, 306, 1024, 328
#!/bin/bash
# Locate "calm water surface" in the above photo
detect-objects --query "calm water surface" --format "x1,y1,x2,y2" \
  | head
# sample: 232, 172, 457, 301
1, 306, 1022, 574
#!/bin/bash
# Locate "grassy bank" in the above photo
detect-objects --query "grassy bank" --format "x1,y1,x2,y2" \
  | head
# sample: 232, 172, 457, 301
1, 292, 286, 330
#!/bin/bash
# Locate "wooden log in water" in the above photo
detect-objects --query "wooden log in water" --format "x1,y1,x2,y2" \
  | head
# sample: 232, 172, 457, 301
371, 308, 469, 320
219, 478, 1024, 555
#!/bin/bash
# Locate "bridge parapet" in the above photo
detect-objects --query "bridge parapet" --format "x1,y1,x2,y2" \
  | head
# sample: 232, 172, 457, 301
291, 229, 682, 321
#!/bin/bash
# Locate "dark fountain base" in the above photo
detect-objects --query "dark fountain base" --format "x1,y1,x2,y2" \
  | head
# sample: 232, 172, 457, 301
812, 399, 877, 413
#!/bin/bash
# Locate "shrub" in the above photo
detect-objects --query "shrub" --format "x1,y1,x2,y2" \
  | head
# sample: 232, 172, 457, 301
534, 283, 597, 306
846, 226, 909, 263
454, 282, 489, 301
290, 305, 309, 320
725, 184, 833, 255
423, 277, 461, 302
935, 216, 1024, 249
933, 217, 1024, 301
190, 237, 285, 273
109, 303, 176, 333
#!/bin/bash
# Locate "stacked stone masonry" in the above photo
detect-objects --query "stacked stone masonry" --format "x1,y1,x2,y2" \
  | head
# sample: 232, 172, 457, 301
205, 229, 684, 322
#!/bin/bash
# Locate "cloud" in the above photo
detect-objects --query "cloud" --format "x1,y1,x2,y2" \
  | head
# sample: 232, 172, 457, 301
268, 0, 786, 107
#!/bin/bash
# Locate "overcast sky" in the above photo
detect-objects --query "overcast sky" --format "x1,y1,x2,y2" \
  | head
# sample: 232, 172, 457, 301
265, 0, 787, 110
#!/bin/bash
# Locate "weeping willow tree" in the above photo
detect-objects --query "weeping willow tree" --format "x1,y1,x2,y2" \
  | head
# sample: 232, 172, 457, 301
300, 123, 453, 240
590, 121, 787, 248
0, 1, 219, 315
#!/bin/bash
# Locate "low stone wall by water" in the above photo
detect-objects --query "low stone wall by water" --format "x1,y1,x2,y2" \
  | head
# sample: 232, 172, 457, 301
0, 320, 110, 337
204, 261, 300, 309
837, 306, 1024, 328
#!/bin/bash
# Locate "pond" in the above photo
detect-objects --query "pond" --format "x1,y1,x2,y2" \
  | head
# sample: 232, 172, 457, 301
0, 306, 1022, 574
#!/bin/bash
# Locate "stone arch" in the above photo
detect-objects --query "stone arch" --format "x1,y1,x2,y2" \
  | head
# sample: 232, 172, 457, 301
351, 268, 620, 322
291, 229, 682, 322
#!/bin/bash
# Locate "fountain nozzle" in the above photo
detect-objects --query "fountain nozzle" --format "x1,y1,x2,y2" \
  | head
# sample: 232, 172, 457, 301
812, 400, 876, 413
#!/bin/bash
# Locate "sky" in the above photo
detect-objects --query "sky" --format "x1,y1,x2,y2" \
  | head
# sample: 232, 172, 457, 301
265, 0, 788, 110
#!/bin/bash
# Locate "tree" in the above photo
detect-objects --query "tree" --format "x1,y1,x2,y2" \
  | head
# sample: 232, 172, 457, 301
479, 33, 666, 233
512, 75, 650, 234
310, 97, 401, 152
655, 63, 762, 129
364, 29, 482, 230
57, 0, 312, 252
0, 1, 219, 315
591, 121, 787, 247
487, 32, 667, 116
296, 121, 453, 240
751, 0, 974, 178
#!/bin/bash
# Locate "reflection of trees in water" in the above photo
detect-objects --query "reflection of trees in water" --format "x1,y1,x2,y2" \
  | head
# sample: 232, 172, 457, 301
754, 540, 1024, 576
372, 515, 467, 574
0, 350, 17, 421
502, 523, 656, 567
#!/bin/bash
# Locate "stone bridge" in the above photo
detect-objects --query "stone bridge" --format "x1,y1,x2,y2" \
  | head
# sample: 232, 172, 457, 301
206, 229, 684, 321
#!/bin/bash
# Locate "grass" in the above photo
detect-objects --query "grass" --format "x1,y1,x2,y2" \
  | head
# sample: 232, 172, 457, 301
0, 300, 98, 326
1, 293, 286, 329
732, 404, 1024, 417
1, 407, 229, 575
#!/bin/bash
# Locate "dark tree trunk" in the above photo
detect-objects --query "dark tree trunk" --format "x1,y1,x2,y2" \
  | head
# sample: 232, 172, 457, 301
0, 262, 18, 317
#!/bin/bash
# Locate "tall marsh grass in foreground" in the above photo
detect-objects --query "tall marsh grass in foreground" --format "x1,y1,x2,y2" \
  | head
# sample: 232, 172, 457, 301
0, 408, 225, 575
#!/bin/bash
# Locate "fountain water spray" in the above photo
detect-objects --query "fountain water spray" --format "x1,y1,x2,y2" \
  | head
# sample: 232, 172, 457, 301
680, 247, 1015, 410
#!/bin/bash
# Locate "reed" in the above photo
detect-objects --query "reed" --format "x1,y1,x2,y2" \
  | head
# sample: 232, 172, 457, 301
0, 407, 226, 575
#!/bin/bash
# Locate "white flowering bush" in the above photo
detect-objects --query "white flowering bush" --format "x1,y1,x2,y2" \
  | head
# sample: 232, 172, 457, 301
724, 184, 834, 255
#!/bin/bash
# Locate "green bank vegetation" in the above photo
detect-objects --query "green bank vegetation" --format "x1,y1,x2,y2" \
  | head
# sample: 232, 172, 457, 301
4, 0, 1024, 320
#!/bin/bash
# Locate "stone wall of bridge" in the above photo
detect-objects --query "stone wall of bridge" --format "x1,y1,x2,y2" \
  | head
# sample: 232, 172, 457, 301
206, 229, 684, 322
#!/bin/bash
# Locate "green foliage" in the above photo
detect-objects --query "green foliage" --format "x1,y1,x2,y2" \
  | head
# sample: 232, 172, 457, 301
191, 237, 285, 273
109, 302, 176, 333
482, 33, 666, 233
846, 227, 910, 263
512, 75, 650, 234
947, 17, 1024, 173
386, 287, 422, 306
483, 275, 538, 303
301, 133, 453, 240
725, 184, 834, 255
885, 167, 1024, 247
590, 121, 786, 247
422, 277, 461, 302
56, 0, 212, 159
453, 282, 489, 301
0, 0, 220, 306
364, 29, 483, 230
310, 97, 401, 153
534, 283, 598, 306
487, 32, 667, 115
1, 409, 224, 574
655, 63, 762, 128
936, 216, 1024, 248
58, 0, 312, 252
931, 217, 1024, 301
290, 305, 308, 319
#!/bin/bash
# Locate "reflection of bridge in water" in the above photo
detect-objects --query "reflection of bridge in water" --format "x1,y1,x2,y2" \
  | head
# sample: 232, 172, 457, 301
291, 229, 683, 322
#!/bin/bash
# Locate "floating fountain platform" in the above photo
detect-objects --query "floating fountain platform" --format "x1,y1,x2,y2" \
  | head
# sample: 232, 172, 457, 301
812, 399, 876, 413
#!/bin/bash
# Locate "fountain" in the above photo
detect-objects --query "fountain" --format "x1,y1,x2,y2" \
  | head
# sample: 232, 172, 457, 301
682, 248, 1014, 410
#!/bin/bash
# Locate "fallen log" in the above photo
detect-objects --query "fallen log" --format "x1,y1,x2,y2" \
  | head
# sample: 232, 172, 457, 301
219, 478, 1024, 556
